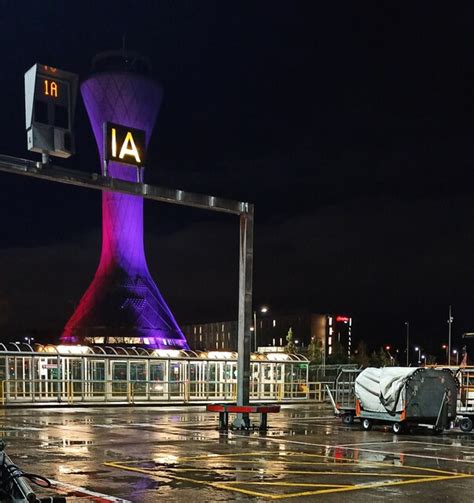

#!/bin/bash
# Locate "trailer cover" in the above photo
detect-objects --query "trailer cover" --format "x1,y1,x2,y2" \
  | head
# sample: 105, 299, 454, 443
355, 367, 418, 413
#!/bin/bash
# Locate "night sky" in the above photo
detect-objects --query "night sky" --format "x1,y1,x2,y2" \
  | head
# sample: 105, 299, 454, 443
0, 2, 473, 358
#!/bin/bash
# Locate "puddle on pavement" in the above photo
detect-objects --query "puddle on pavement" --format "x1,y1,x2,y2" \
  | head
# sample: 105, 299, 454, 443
41, 439, 95, 448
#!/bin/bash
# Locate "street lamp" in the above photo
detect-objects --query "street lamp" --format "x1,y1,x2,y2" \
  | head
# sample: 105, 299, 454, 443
421, 354, 426, 365
414, 346, 421, 365
442, 344, 449, 365
453, 349, 459, 366
385, 345, 394, 366
447, 305, 453, 365
253, 305, 269, 352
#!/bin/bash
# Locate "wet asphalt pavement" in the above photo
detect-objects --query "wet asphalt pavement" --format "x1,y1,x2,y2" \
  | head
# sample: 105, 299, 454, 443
0, 404, 473, 502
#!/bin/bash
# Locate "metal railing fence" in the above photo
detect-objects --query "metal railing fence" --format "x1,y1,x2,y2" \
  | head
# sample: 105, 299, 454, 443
1, 379, 329, 405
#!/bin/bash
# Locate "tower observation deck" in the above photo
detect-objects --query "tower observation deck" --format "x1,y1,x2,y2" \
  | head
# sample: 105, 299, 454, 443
61, 51, 188, 349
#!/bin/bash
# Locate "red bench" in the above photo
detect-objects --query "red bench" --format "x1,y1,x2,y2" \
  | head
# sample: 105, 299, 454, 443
206, 403, 281, 430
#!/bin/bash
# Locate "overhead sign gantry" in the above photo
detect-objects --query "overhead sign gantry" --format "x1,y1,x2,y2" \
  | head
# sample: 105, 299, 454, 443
1, 59, 254, 429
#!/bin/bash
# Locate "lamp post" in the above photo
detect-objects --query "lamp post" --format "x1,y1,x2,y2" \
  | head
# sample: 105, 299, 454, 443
414, 346, 421, 365
421, 354, 426, 365
253, 306, 269, 352
405, 321, 409, 366
453, 349, 459, 366
385, 345, 394, 366
442, 344, 449, 365
448, 305, 453, 365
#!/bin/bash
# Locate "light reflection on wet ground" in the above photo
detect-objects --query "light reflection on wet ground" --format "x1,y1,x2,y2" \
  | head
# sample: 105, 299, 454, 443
0, 405, 473, 501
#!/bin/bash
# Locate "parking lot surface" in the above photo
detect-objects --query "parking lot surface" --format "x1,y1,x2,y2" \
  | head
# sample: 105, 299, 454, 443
1, 404, 473, 501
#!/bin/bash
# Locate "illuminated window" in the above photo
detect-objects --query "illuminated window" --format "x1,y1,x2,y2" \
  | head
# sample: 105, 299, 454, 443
272, 338, 276, 346
222, 342, 224, 349
328, 337, 332, 345
328, 346, 333, 355
273, 320, 276, 327
329, 327, 333, 335
222, 324, 224, 332
193, 327, 196, 334
279, 338, 283, 345
328, 316, 333, 326
216, 342, 218, 349
199, 326, 202, 334
199, 335, 202, 342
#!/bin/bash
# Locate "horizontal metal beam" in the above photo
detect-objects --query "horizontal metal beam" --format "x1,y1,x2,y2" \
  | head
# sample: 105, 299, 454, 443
0, 154, 249, 215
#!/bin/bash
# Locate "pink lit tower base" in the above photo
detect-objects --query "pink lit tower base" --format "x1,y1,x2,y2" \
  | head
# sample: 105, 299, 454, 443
62, 51, 189, 349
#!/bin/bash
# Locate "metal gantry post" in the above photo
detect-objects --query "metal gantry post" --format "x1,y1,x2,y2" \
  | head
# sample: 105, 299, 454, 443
233, 204, 254, 429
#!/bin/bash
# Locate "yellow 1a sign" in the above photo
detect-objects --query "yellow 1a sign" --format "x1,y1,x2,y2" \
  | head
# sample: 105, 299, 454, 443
104, 122, 146, 167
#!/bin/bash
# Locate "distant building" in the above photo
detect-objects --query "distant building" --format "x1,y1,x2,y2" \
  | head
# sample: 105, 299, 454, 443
182, 312, 353, 358
183, 320, 237, 351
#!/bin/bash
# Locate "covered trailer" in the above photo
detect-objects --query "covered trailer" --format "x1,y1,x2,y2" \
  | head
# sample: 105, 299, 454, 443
354, 367, 458, 433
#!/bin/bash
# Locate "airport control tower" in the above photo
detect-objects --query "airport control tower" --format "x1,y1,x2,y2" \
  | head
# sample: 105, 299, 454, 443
61, 51, 189, 349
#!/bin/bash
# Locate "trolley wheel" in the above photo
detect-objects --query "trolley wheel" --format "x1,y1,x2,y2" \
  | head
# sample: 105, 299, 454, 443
342, 414, 354, 425
361, 418, 372, 431
459, 417, 473, 432
391, 422, 404, 434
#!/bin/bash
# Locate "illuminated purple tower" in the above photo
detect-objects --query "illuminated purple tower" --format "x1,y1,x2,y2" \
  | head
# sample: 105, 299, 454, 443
62, 51, 188, 349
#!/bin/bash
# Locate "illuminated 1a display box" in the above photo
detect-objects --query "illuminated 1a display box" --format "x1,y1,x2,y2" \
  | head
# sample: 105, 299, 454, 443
24, 63, 78, 158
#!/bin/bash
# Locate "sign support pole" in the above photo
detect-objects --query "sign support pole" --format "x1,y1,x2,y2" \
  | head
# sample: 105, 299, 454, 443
233, 204, 254, 428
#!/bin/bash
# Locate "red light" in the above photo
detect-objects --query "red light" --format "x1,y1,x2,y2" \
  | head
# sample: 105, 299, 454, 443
336, 316, 350, 322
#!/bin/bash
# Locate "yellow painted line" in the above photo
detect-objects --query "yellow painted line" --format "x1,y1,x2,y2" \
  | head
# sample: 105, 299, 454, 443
104, 462, 274, 499
209, 483, 279, 499
176, 449, 456, 475
223, 481, 352, 487
210, 459, 361, 466
276, 450, 457, 476
107, 450, 460, 477
172, 468, 433, 478
268, 474, 474, 500
105, 460, 473, 501
109, 451, 272, 465
197, 458, 458, 477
